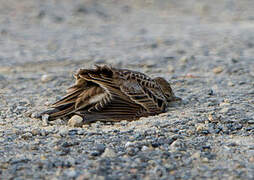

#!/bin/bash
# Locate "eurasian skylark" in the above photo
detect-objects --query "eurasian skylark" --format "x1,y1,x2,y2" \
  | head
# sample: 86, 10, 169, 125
42, 65, 181, 123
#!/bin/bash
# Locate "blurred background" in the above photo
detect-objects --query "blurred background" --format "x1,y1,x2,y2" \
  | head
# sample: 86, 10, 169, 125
0, 0, 254, 68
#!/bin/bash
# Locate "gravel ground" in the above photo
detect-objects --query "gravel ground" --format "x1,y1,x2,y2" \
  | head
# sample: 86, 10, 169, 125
1, 0, 254, 179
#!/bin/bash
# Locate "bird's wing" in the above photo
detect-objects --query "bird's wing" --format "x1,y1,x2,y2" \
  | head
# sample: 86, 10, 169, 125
77, 65, 146, 121
45, 73, 110, 120
46, 65, 147, 121
117, 70, 167, 114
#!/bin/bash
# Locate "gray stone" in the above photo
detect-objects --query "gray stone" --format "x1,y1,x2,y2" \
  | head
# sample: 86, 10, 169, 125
68, 115, 83, 127
101, 148, 116, 158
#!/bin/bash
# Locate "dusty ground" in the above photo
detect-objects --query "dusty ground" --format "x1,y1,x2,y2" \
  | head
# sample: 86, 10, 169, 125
0, 0, 254, 179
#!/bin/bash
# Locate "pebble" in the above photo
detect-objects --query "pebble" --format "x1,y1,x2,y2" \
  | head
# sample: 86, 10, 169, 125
90, 151, 100, 156
207, 113, 220, 123
31, 129, 40, 136
231, 58, 238, 63
58, 128, 69, 137
125, 141, 136, 148
95, 144, 106, 153
228, 81, 235, 86
31, 112, 41, 119
42, 114, 49, 126
40, 129, 49, 136
68, 129, 78, 136
202, 157, 209, 163
0, 74, 6, 81
249, 157, 254, 162
167, 65, 175, 73
101, 148, 116, 158
248, 90, 254, 94
207, 89, 214, 96
151, 141, 161, 148
21, 132, 33, 140
247, 119, 254, 124
170, 139, 184, 150
126, 147, 138, 156
192, 152, 201, 159
29, 144, 39, 150
41, 74, 54, 83
143, 60, 156, 68
94, 59, 106, 64
64, 169, 77, 178
62, 141, 79, 147
219, 102, 230, 107
82, 124, 90, 128
68, 115, 83, 127
213, 66, 223, 74
77, 129, 85, 135
220, 107, 230, 114
196, 124, 207, 132
142, 146, 149, 151
180, 56, 188, 63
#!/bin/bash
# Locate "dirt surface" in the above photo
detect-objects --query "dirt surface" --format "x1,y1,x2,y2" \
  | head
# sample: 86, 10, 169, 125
0, 0, 254, 179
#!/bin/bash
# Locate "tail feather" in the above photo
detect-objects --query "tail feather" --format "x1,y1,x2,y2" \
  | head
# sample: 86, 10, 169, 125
41, 103, 75, 121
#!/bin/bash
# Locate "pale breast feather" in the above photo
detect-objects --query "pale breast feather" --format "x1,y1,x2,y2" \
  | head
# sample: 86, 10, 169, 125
88, 92, 108, 104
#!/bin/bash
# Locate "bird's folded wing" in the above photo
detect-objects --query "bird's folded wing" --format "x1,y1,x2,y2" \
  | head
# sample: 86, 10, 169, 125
43, 65, 163, 121
76, 66, 146, 121
118, 72, 166, 114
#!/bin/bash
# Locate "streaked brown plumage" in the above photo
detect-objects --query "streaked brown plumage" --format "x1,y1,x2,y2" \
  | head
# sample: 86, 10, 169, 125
42, 65, 181, 123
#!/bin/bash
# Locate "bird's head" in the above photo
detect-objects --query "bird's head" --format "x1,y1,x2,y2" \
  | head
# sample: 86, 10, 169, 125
153, 77, 181, 102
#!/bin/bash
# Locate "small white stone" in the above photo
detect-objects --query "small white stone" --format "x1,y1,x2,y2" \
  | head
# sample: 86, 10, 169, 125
141, 146, 149, 151
213, 66, 223, 74
167, 65, 175, 73
42, 114, 49, 126
192, 152, 201, 159
41, 74, 53, 83
58, 128, 69, 136
180, 56, 188, 63
31, 112, 40, 118
202, 157, 209, 163
196, 123, 206, 132
68, 115, 83, 127
65, 169, 77, 178
220, 107, 229, 113
101, 148, 116, 158
228, 81, 234, 86
125, 141, 135, 148
21, 132, 33, 139
219, 102, 230, 107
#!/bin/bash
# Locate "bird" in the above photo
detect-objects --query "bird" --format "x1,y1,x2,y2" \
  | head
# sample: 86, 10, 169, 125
41, 65, 181, 123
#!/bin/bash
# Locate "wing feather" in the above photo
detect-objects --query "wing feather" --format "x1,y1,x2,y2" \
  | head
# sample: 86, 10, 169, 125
120, 80, 163, 114
42, 65, 167, 122
44, 65, 146, 121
